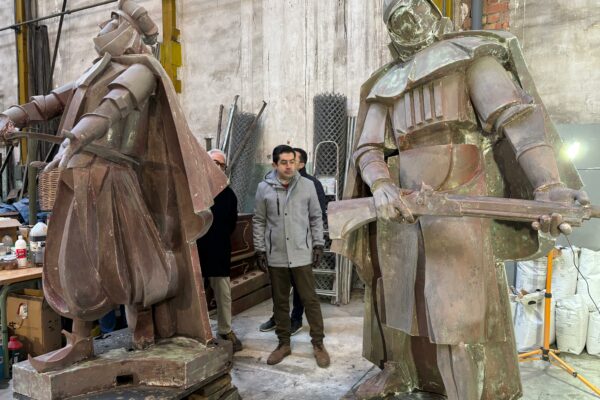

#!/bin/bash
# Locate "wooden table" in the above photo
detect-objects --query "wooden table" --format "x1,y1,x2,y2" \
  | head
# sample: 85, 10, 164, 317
0, 267, 42, 378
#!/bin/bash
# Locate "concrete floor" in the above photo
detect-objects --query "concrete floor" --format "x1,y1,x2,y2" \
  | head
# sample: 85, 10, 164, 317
226, 294, 600, 400
1, 293, 599, 399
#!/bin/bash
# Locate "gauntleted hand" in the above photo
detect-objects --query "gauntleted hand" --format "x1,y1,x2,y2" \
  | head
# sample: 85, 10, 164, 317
312, 245, 324, 267
372, 180, 415, 223
0, 115, 15, 141
256, 251, 268, 272
533, 185, 590, 237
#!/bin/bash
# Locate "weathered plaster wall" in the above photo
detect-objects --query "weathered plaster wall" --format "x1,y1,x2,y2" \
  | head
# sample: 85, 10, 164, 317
178, 0, 390, 163
510, 0, 600, 124
0, 2, 17, 112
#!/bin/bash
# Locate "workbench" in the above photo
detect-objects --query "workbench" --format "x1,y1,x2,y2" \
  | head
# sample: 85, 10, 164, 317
0, 267, 42, 378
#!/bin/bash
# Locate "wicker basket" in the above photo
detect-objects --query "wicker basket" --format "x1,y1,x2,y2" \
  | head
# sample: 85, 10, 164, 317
38, 169, 61, 211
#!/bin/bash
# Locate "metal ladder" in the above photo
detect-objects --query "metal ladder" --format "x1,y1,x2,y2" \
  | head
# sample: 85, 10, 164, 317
312, 141, 341, 304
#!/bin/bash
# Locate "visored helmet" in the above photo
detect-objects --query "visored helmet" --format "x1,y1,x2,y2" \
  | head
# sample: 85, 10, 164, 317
383, 0, 453, 60
93, 0, 159, 57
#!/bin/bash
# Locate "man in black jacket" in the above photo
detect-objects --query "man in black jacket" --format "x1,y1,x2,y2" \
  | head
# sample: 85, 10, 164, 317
259, 147, 327, 335
198, 149, 242, 352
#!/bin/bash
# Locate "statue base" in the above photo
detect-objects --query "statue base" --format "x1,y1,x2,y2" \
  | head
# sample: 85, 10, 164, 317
12, 332, 235, 400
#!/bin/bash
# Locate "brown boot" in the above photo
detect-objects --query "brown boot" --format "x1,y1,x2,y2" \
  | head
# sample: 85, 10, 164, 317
313, 343, 330, 368
219, 331, 243, 353
267, 343, 291, 365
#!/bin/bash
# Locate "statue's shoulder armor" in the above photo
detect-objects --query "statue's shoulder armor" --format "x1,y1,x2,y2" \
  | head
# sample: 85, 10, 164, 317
367, 31, 515, 102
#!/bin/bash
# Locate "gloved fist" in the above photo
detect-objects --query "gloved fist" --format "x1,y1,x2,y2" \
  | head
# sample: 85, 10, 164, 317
0, 115, 15, 141
256, 251, 268, 272
533, 184, 590, 237
312, 245, 324, 267
372, 180, 415, 223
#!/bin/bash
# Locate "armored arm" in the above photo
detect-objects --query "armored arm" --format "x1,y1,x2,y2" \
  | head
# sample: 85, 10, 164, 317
353, 102, 414, 222
468, 56, 589, 235
54, 63, 156, 169
467, 56, 563, 194
0, 83, 74, 130
67, 63, 157, 147
353, 103, 393, 191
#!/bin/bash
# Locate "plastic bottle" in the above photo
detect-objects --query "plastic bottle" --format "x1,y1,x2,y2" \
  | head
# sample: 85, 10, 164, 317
15, 235, 27, 268
8, 336, 23, 367
29, 222, 47, 266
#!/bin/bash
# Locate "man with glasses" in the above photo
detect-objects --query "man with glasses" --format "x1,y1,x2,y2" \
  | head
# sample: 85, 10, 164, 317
258, 147, 327, 336
253, 145, 329, 367
197, 149, 242, 352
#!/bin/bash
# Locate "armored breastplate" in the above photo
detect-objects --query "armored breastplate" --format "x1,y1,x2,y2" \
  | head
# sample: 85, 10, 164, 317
81, 62, 150, 161
390, 72, 484, 192
391, 72, 479, 151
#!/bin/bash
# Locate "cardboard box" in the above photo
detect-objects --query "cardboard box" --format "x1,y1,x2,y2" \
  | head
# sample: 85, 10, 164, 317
7, 289, 62, 357
0, 218, 21, 243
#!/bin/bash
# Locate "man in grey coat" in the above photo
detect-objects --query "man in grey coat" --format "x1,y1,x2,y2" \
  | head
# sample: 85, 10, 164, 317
253, 145, 330, 367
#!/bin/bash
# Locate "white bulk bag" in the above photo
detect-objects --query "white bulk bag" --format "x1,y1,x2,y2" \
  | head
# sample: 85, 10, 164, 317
588, 312, 600, 356
514, 291, 555, 352
556, 295, 589, 355
552, 247, 578, 299
516, 248, 578, 299
516, 259, 547, 293
577, 248, 600, 311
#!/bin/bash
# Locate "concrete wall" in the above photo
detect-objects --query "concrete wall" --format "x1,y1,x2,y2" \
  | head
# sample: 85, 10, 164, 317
510, 0, 600, 125
508, 1, 600, 250
0, 2, 17, 113
178, 0, 390, 164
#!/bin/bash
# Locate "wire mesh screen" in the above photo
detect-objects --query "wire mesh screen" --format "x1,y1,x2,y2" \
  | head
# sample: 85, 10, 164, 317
313, 93, 348, 195
229, 112, 259, 212
316, 251, 336, 270
315, 273, 335, 292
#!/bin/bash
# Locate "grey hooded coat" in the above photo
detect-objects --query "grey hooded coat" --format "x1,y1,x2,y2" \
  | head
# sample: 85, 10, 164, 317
253, 170, 324, 268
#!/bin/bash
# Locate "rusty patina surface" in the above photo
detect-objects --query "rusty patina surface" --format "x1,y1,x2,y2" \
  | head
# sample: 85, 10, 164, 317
334, 0, 588, 399
0, 0, 227, 374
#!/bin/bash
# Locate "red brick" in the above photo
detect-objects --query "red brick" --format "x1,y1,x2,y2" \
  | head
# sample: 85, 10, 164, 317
486, 13, 500, 23
485, 1, 509, 14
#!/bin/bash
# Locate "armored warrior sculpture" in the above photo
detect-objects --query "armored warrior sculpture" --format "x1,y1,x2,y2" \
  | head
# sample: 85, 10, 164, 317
337, 0, 589, 399
0, 0, 226, 372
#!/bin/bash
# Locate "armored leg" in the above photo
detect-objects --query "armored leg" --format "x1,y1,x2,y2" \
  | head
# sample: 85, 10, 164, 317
29, 319, 94, 373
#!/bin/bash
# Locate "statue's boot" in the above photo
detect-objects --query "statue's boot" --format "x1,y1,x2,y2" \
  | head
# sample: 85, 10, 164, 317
343, 362, 414, 400
29, 321, 94, 373
127, 305, 155, 350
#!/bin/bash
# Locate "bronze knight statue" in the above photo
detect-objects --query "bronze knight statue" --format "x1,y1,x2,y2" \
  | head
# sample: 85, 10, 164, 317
0, 0, 227, 372
334, 0, 590, 399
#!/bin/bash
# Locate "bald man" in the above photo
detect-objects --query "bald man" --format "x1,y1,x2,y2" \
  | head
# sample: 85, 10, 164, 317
197, 149, 242, 352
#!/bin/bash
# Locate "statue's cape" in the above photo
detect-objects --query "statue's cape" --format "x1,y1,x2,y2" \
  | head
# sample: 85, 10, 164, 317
336, 31, 582, 284
45, 53, 227, 343
115, 54, 228, 342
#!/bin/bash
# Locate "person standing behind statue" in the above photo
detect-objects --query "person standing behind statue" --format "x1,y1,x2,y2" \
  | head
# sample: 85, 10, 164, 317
258, 147, 327, 335
253, 145, 330, 367
198, 149, 242, 352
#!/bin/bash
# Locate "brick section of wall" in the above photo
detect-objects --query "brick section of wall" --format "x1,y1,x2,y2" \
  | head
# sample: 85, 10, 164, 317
460, 0, 511, 31
482, 0, 510, 30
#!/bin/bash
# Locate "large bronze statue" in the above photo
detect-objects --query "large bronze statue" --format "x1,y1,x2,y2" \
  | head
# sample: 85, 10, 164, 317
0, 0, 227, 372
334, 0, 589, 399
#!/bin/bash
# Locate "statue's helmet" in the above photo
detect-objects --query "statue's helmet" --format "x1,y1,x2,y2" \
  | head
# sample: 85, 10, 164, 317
383, 0, 453, 60
93, 0, 159, 57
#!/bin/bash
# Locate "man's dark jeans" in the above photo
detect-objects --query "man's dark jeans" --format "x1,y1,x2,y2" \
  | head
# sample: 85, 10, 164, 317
269, 265, 324, 345
291, 274, 304, 323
